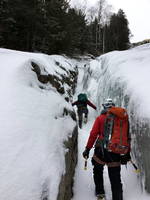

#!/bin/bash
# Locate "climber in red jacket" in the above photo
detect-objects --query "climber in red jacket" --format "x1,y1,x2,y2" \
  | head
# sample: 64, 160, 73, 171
82, 98, 131, 200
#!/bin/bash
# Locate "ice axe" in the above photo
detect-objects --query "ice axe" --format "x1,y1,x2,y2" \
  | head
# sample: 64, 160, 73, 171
84, 156, 88, 170
130, 160, 140, 173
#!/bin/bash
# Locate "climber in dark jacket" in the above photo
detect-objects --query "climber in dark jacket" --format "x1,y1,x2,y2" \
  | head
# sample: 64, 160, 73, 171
72, 94, 96, 128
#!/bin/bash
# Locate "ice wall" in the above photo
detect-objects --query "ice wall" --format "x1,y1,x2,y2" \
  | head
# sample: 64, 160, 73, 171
89, 45, 150, 193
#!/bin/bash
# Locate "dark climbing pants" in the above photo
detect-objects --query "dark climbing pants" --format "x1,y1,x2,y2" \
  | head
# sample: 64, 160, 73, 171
92, 147, 123, 200
92, 160, 123, 200
77, 107, 88, 128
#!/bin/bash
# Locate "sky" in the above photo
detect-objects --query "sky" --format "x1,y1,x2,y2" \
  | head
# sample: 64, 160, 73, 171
70, 0, 150, 43
1, 46, 150, 200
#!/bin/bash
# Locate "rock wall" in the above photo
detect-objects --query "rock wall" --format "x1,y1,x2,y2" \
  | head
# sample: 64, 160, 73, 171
57, 126, 78, 200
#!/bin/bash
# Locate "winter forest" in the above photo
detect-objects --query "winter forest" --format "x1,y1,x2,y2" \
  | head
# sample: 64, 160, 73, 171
0, 0, 150, 200
0, 0, 131, 55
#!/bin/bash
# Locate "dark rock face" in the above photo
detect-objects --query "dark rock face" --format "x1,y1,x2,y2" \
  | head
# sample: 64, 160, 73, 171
31, 61, 78, 98
57, 126, 78, 200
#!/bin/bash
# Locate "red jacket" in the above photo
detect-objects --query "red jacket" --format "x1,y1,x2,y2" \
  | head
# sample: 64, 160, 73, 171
86, 113, 107, 149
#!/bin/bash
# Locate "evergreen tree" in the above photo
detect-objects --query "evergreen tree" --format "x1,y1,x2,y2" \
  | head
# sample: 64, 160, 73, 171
0, 0, 46, 51
64, 8, 87, 54
108, 9, 130, 51
0, 0, 17, 48
0, 0, 131, 56
45, 0, 69, 54
117, 9, 130, 50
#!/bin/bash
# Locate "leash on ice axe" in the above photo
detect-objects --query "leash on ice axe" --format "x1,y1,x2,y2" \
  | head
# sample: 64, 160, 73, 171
84, 156, 88, 170
130, 160, 140, 173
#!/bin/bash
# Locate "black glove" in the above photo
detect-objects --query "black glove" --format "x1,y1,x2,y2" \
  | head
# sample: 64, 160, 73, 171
82, 148, 90, 159
120, 152, 131, 165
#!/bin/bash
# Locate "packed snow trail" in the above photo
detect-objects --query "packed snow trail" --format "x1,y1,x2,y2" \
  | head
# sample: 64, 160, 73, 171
72, 62, 150, 200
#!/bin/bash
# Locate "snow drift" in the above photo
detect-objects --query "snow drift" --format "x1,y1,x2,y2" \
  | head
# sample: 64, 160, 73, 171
0, 48, 79, 200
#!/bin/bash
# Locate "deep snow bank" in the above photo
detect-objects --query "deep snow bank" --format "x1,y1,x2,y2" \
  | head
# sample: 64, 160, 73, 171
0, 48, 80, 200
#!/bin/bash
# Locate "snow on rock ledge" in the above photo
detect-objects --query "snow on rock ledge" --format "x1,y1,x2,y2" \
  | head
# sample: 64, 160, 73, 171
0, 49, 79, 200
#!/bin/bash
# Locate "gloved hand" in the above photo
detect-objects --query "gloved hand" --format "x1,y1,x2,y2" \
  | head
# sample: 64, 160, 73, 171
120, 152, 131, 165
82, 148, 90, 159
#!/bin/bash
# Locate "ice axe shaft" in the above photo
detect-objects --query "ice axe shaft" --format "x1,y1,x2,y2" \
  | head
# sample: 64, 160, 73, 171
84, 157, 88, 170
130, 160, 140, 173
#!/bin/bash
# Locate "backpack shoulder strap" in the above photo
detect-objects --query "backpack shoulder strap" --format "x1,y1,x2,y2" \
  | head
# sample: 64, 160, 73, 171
103, 113, 114, 147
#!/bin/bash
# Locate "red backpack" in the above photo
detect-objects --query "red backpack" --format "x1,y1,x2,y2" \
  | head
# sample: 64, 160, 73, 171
103, 107, 130, 155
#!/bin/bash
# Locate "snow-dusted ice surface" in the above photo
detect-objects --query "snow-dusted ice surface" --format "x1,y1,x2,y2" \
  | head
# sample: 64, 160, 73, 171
72, 44, 150, 200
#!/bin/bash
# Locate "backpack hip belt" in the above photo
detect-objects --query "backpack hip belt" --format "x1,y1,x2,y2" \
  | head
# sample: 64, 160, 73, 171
93, 154, 121, 167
